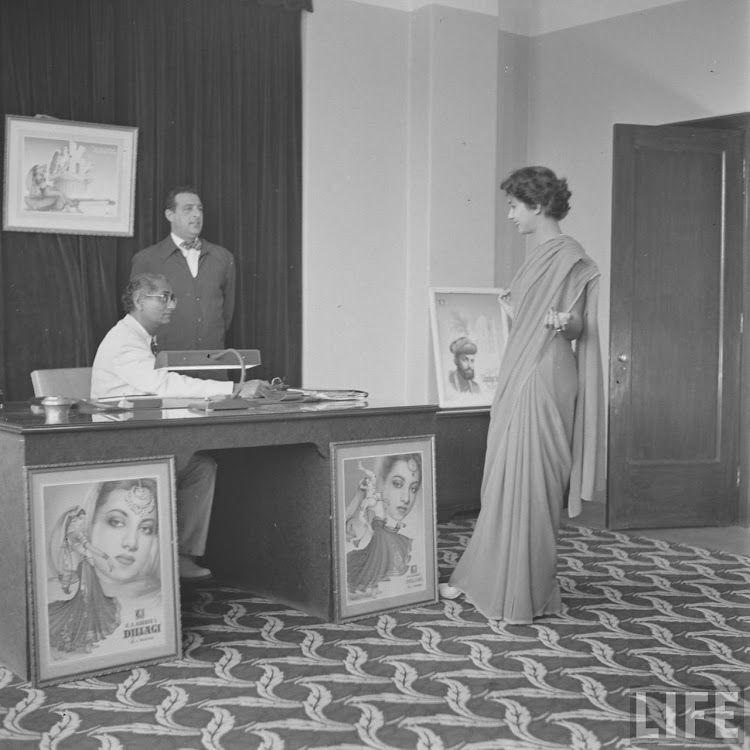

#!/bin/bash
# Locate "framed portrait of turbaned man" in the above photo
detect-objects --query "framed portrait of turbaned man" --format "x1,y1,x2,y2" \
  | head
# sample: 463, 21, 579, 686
429, 287, 509, 409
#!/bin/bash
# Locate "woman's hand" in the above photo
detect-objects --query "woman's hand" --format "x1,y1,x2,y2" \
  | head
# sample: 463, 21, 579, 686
545, 307, 582, 340
357, 470, 379, 507
345, 466, 378, 518
239, 379, 270, 398
345, 472, 379, 545
498, 288, 513, 319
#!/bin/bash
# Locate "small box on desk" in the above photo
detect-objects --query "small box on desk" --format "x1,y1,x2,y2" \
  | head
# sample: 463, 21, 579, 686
154, 349, 261, 371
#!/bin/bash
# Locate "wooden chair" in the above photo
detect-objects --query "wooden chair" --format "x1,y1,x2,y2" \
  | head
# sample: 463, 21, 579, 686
30, 367, 93, 400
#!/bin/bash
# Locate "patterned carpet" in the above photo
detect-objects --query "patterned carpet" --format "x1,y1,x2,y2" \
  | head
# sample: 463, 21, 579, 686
0, 517, 749, 749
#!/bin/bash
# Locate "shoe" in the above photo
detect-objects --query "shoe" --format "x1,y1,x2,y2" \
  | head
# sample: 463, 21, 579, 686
178, 555, 212, 580
439, 583, 461, 600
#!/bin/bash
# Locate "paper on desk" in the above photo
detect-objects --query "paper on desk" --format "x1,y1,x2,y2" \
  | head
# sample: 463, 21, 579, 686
288, 388, 368, 401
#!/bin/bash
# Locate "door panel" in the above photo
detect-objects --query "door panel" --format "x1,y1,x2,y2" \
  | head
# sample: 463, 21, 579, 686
608, 124, 743, 529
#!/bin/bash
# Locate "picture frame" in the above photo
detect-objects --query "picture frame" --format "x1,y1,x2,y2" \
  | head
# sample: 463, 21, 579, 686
331, 435, 437, 621
429, 287, 510, 409
26, 456, 180, 686
3, 114, 138, 236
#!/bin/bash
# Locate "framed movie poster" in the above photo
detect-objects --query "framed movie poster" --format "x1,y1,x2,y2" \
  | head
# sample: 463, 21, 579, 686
429, 287, 510, 408
331, 436, 437, 621
3, 115, 138, 236
26, 457, 180, 686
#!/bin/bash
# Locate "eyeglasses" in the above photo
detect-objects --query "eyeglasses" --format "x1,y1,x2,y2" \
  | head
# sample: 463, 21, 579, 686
143, 291, 177, 304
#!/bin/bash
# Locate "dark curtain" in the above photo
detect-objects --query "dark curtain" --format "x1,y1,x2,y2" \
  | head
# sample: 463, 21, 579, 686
0, 0, 310, 400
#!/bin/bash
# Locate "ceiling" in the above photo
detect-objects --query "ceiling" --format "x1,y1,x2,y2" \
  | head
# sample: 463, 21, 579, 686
344, 0, 687, 35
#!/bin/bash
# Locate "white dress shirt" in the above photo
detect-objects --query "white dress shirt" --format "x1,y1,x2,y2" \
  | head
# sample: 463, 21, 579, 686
91, 314, 234, 399
172, 232, 200, 278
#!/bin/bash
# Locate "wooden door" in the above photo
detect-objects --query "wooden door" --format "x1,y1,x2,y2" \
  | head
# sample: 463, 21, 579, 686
608, 124, 743, 529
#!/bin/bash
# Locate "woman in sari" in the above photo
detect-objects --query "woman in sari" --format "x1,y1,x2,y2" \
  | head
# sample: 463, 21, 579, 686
440, 166, 605, 623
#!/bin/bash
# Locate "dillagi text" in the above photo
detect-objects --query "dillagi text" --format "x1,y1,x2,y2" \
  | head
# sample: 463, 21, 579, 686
123, 618, 161, 639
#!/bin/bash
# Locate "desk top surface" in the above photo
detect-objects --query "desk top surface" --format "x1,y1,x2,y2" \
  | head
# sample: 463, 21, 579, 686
0, 398, 439, 434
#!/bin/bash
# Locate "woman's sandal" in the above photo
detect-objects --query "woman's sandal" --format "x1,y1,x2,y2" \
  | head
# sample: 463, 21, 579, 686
438, 583, 461, 600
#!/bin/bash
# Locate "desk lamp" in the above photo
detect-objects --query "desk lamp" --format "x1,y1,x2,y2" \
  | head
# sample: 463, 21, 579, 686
154, 348, 262, 410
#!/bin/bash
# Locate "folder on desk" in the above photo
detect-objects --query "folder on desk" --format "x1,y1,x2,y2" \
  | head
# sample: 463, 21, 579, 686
288, 388, 368, 401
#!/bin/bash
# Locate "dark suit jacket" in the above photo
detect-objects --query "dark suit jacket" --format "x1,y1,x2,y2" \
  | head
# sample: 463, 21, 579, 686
130, 237, 236, 351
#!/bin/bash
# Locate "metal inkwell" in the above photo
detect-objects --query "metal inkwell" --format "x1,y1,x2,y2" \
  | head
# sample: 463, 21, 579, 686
40, 396, 75, 424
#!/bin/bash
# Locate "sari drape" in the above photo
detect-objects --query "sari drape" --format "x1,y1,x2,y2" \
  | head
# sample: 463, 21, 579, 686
449, 235, 605, 622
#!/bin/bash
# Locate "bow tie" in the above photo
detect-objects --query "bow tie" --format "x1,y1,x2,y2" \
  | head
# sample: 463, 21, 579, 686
181, 238, 201, 251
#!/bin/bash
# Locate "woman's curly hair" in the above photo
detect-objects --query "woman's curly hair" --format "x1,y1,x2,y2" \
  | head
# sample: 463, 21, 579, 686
500, 166, 571, 220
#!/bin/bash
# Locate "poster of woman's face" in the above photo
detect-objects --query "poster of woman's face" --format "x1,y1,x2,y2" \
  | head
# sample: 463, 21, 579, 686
332, 436, 437, 621
27, 457, 180, 685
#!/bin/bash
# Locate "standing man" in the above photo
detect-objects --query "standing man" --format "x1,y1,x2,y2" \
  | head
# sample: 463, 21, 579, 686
130, 186, 236, 354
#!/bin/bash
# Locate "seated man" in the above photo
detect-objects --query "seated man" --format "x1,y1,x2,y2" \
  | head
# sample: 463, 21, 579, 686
91, 273, 264, 580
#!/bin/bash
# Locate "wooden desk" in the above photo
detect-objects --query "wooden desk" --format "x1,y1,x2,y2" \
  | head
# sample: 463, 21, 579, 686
435, 407, 490, 521
0, 399, 437, 679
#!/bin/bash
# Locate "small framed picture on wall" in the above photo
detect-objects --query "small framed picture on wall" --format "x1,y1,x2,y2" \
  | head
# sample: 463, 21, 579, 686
3, 115, 138, 236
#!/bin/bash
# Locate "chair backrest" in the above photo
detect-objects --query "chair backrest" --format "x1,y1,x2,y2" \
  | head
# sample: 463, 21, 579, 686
30, 367, 93, 400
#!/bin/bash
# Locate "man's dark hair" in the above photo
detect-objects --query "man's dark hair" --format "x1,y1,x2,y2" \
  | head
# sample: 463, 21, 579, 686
165, 185, 200, 212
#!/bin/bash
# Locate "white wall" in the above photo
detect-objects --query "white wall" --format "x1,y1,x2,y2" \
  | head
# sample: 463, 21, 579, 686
525, 0, 750, 370
303, 0, 750, 403
416, 5, 499, 400
302, 0, 409, 396
303, 0, 499, 401
426, 7, 498, 288
495, 29, 529, 284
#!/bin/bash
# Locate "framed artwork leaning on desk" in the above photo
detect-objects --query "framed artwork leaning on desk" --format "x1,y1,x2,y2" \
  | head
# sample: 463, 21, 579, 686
331, 436, 437, 621
429, 287, 509, 408
26, 456, 180, 686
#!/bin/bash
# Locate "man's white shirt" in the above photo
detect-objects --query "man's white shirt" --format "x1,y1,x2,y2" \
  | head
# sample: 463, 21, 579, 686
91, 314, 234, 399
172, 232, 200, 277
